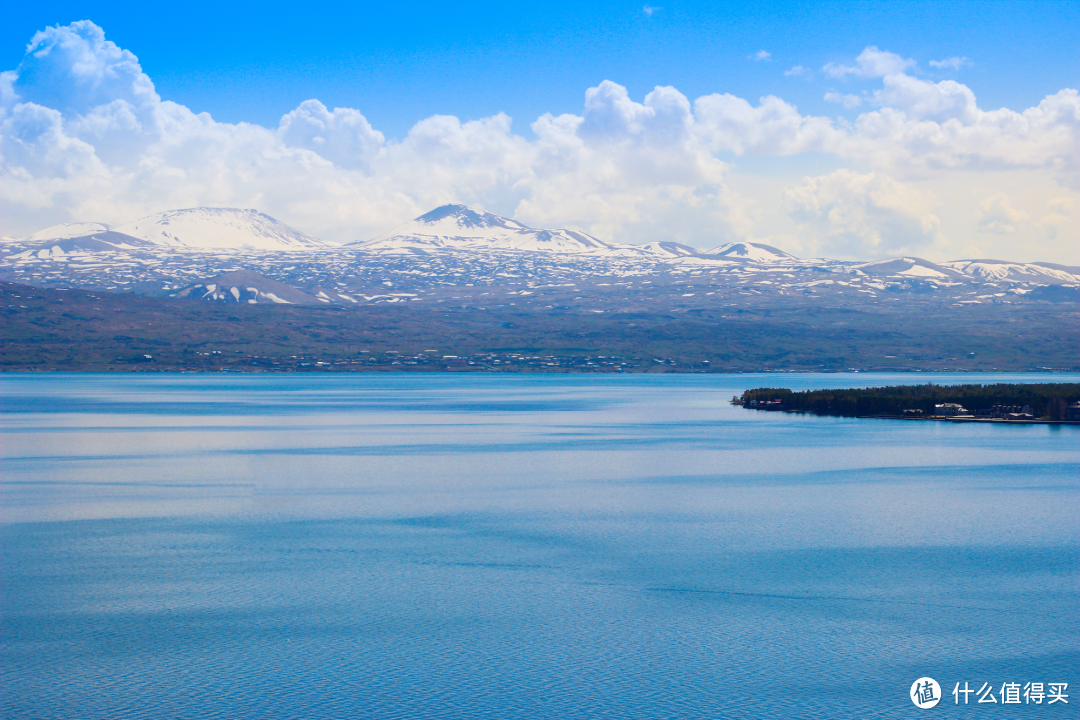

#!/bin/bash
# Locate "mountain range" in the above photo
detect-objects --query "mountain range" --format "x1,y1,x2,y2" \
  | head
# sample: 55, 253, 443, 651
11, 204, 800, 260
2, 204, 1078, 308
16, 207, 331, 252
4, 204, 1077, 374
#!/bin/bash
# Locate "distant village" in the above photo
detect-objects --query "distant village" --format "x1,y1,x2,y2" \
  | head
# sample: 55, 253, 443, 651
112, 350, 714, 373
902, 403, 1042, 421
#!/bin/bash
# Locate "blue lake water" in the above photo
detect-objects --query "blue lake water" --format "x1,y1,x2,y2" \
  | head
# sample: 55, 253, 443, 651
1, 372, 1077, 719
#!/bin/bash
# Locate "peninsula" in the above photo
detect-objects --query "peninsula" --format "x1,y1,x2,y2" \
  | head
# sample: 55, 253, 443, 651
738, 383, 1080, 423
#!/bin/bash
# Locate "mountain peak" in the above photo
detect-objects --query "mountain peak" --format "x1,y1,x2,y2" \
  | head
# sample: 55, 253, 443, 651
415, 204, 529, 232
114, 207, 331, 251
352, 204, 613, 253
708, 242, 797, 262
24, 222, 114, 243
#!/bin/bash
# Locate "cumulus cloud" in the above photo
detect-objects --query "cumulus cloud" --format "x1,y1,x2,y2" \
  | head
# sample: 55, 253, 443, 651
520, 82, 737, 242
871, 74, 978, 122
782, 170, 942, 258
1, 24, 1078, 262
278, 100, 385, 172
784, 66, 809, 77
751, 50, 771, 62
693, 93, 839, 155
824, 46, 915, 79
14, 21, 159, 115
579, 81, 694, 142
845, 87, 1079, 171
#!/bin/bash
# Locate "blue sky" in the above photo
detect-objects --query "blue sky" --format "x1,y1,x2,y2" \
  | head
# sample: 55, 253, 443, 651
1, 1, 1078, 262
5, 0, 1076, 138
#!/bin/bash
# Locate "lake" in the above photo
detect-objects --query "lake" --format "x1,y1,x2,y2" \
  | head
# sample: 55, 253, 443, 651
1, 373, 1077, 719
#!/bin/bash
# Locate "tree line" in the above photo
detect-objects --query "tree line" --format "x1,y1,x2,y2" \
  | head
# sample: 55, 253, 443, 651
740, 383, 1080, 420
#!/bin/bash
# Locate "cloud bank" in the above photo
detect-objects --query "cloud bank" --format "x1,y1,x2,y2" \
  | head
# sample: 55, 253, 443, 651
1, 21, 1077, 261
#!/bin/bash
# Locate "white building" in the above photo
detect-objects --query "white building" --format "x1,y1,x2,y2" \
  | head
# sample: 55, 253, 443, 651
933, 403, 972, 417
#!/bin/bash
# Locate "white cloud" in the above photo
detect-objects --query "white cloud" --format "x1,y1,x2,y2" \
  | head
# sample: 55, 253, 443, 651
693, 92, 841, 156
751, 50, 771, 62
643, 5, 660, 16
844, 87, 1080, 171
278, 100, 385, 172
824, 91, 863, 109
784, 66, 809, 77
929, 57, 972, 70
871, 74, 977, 122
520, 83, 738, 243
1, 25, 1077, 263
824, 46, 915, 79
782, 169, 942, 258
1, 70, 19, 108
977, 193, 1029, 234
578, 81, 694, 142
15, 21, 159, 115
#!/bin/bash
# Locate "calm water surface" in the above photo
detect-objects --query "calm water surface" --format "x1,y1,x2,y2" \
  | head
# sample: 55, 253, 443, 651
1, 373, 1078, 719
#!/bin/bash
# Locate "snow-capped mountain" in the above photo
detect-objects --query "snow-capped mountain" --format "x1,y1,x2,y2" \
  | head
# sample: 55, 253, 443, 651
9, 226, 157, 259
851, 257, 963, 279
352, 204, 752, 259
351, 204, 618, 254
942, 259, 1080, 284
634, 241, 703, 258
25, 222, 115, 243
27, 230, 155, 253
6, 205, 1079, 313
707, 242, 796, 262
116, 208, 332, 251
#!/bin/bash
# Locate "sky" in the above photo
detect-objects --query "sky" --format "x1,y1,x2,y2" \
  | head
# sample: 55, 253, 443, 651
1, 0, 1078, 262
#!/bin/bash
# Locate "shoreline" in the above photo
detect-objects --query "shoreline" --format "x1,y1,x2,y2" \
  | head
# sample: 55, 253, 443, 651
857, 414, 1080, 426
3, 366, 1080, 375
740, 407, 1080, 426
741, 408, 1080, 425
